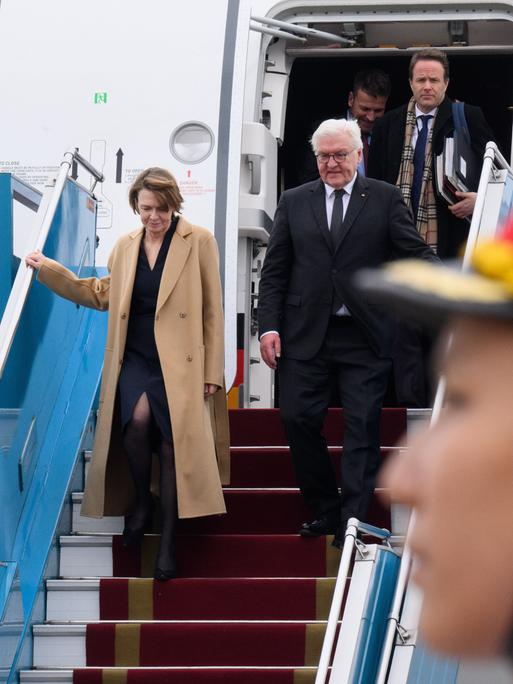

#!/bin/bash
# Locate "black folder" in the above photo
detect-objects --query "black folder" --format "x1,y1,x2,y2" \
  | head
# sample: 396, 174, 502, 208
453, 127, 481, 192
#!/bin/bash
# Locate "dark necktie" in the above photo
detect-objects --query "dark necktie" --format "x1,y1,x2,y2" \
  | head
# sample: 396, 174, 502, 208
330, 188, 346, 314
411, 114, 433, 219
330, 188, 346, 249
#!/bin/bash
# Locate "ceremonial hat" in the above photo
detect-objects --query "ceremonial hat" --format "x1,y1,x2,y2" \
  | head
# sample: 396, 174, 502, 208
354, 217, 513, 327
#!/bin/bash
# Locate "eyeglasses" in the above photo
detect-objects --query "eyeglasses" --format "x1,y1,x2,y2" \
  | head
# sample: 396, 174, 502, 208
315, 150, 356, 164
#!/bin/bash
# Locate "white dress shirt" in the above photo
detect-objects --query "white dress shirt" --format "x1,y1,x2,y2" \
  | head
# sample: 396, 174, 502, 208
323, 173, 357, 225
260, 175, 358, 338
412, 104, 437, 149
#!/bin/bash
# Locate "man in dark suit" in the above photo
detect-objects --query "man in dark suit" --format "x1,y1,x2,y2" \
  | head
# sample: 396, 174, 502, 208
368, 48, 495, 260
258, 118, 437, 548
367, 48, 495, 406
297, 68, 391, 185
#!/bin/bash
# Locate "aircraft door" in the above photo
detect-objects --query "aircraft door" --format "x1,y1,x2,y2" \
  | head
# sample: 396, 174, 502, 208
232, 122, 277, 408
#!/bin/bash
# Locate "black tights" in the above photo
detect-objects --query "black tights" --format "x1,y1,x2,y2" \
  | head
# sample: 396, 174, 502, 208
123, 393, 177, 571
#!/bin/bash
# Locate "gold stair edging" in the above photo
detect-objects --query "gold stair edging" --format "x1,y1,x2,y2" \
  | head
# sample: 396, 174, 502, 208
102, 669, 128, 684
294, 667, 318, 684
128, 579, 153, 620
115, 624, 140, 667
304, 622, 327, 666
316, 577, 336, 620
326, 536, 342, 577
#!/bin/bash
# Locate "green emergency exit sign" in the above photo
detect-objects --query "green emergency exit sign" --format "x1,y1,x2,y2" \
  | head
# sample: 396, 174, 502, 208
94, 92, 108, 104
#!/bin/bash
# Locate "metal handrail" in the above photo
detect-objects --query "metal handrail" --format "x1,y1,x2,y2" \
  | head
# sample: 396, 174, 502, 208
374, 140, 511, 684
314, 519, 391, 684
249, 22, 306, 43
250, 15, 356, 45
464, 141, 512, 268
0, 149, 104, 378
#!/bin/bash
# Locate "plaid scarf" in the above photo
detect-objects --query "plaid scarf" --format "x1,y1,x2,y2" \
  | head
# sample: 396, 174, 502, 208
396, 97, 438, 251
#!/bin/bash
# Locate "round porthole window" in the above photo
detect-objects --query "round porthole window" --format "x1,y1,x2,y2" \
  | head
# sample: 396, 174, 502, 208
169, 121, 215, 164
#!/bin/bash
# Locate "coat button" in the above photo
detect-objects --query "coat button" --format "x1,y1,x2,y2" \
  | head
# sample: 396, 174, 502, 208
186, 354, 193, 362
179, 312, 187, 318
156, 314, 160, 321
121, 313, 127, 319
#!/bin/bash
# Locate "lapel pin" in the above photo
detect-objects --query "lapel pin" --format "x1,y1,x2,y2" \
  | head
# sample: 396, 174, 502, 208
361, 193, 366, 197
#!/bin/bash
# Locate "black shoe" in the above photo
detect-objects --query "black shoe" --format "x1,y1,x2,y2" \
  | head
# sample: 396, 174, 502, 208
122, 504, 153, 547
154, 565, 177, 581
300, 515, 339, 537
331, 529, 344, 550
331, 519, 352, 549
154, 545, 177, 581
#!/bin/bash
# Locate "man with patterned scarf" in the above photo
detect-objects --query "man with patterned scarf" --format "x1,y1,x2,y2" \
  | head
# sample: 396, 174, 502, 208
367, 48, 495, 406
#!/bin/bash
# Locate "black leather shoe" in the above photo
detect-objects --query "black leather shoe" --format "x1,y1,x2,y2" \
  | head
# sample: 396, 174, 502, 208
122, 505, 153, 547
331, 530, 344, 550
331, 519, 351, 549
154, 565, 177, 581
300, 516, 339, 537
153, 542, 177, 582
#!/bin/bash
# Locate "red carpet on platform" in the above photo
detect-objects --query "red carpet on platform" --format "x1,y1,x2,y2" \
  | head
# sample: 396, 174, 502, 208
99, 577, 337, 621
73, 407, 404, 683
73, 668, 319, 684
229, 407, 406, 446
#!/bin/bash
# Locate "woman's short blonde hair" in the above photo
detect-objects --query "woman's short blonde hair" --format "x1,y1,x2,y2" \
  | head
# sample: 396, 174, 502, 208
128, 167, 184, 214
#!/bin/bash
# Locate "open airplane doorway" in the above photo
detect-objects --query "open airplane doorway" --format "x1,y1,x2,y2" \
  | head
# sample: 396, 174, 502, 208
282, 51, 513, 190
244, 3, 513, 408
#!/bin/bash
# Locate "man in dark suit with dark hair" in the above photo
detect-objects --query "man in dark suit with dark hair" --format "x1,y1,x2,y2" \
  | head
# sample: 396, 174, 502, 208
367, 48, 495, 406
296, 68, 391, 184
368, 47, 495, 260
258, 118, 437, 548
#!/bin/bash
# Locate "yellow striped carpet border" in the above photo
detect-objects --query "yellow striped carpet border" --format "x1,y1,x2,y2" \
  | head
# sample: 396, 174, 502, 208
115, 624, 140, 667
316, 577, 336, 620
102, 669, 127, 684
294, 667, 318, 684
326, 537, 342, 577
128, 579, 153, 620
304, 622, 327, 666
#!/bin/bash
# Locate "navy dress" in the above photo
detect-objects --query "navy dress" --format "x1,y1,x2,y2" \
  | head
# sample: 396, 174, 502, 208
117, 217, 177, 442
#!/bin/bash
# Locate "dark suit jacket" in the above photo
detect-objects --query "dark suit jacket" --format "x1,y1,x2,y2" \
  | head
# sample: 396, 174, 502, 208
367, 96, 495, 258
258, 175, 437, 360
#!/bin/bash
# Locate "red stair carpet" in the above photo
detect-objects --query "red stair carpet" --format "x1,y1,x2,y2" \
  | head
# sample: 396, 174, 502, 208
73, 407, 406, 684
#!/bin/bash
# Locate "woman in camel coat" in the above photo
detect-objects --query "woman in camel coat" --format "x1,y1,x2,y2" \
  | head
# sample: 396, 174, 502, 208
26, 167, 229, 581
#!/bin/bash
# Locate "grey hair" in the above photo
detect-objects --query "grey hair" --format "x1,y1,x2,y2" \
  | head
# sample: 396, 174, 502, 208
311, 118, 363, 154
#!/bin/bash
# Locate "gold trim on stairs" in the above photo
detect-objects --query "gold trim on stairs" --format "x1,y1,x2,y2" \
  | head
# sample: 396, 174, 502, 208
316, 577, 336, 620
304, 622, 327, 666
102, 668, 128, 684
115, 624, 141, 666
326, 536, 342, 577
294, 667, 318, 684
128, 579, 153, 620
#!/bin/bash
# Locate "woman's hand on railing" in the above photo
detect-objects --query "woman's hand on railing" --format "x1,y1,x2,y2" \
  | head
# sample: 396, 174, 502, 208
25, 250, 46, 271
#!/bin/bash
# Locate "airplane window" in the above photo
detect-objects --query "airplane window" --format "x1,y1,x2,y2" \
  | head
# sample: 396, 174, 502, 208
170, 121, 215, 164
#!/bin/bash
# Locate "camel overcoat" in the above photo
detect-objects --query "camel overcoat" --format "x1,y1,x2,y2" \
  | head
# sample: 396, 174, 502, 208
38, 217, 229, 519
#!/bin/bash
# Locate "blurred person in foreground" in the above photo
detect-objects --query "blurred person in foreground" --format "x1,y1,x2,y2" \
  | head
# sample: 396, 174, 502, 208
355, 219, 513, 660
26, 167, 229, 581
